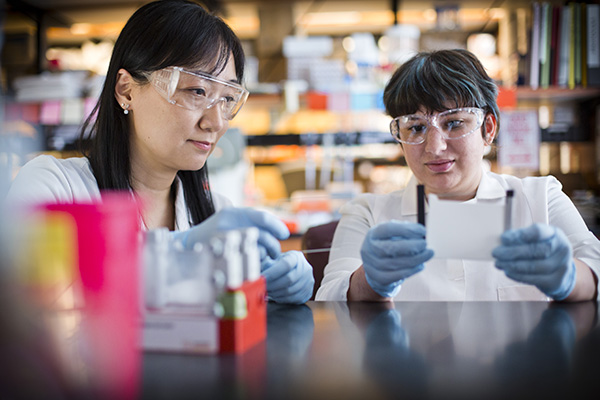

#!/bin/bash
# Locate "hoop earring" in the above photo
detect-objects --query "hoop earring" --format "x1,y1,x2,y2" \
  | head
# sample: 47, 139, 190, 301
122, 103, 130, 115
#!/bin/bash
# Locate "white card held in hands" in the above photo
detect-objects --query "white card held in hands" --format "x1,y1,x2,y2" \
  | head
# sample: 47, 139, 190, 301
427, 194, 505, 261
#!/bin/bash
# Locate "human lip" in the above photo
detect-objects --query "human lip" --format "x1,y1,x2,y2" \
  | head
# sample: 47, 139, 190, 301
189, 140, 212, 151
425, 159, 454, 173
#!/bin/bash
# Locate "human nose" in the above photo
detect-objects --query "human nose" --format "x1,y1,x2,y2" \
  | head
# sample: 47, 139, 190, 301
423, 124, 447, 153
198, 101, 226, 132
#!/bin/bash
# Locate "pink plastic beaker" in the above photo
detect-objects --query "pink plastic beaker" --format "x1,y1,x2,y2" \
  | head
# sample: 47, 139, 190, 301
45, 192, 142, 400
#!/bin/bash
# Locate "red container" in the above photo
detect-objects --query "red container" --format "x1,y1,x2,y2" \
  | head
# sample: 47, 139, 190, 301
219, 277, 267, 354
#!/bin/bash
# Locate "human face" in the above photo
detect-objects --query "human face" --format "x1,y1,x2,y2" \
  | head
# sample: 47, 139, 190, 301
127, 57, 239, 177
400, 107, 496, 201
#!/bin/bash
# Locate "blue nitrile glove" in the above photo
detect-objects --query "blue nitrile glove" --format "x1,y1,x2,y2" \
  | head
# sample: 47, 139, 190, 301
361, 221, 434, 298
492, 223, 576, 301
172, 208, 290, 259
261, 251, 315, 304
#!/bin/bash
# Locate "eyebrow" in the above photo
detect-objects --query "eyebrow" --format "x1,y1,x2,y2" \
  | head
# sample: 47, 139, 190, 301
187, 69, 239, 85
210, 75, 241, 86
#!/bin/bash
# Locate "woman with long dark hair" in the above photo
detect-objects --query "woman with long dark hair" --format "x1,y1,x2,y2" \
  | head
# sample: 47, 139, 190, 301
6, 0, 314, 304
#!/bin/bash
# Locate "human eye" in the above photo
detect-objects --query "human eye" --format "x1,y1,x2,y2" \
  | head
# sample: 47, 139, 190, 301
409, 123, 427, 133
398, 123, 425, 143
402, 122, 427, 138
188, 87, 208, 97
177, 85, 210, 109
398, 116, 426, 138
176, 73, 206, 96
440, 110, 470, 130
176, 77, 209, 97
219, 87, 240, 102
445, 118, 464, 130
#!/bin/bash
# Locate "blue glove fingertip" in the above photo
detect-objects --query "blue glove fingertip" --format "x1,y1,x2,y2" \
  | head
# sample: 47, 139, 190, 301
248, 208, 290, 240
423, 248, 435, 262
491, 245, 504, 259
275, 223, 291, 240
264, 243, 282, 261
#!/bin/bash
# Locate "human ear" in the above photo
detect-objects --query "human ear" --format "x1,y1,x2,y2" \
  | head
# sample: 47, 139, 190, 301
114, 68, 134, 109
483, 113, 497, 145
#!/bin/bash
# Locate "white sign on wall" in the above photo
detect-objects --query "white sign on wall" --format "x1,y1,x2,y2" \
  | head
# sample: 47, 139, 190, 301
498, 110, 540, 170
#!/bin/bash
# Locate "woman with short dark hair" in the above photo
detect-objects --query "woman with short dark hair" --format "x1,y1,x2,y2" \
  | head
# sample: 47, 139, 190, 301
317, 49, 599, 302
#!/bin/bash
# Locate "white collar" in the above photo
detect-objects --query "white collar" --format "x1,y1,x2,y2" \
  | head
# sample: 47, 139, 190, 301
400, 166, 506, 217
173, 176, 193, 231
134, 176, 192, 231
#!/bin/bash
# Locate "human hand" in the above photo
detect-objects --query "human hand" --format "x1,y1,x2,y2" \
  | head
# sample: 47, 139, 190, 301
492, 224, 576, 300
360, 221, 434, 298
261, 251, 315, 304
172, 207, 290, 259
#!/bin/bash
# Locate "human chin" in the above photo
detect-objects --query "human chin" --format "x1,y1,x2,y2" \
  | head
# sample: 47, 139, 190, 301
422, 174, 461, 195
176, 152, 209, 172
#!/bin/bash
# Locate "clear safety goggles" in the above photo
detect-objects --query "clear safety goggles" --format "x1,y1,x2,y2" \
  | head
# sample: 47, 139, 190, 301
150, 66, 249, 120
390, 107, 485, 145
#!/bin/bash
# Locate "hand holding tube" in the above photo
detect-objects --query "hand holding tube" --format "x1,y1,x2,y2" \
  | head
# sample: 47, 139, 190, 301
261, 251, 315, 304
360, 221, 434, 298
172, 207, 290, 259
492, 224, 576, 300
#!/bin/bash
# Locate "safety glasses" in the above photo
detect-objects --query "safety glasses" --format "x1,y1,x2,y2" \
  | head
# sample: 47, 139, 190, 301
390, 107, 485, 145
151, 66, 249, 120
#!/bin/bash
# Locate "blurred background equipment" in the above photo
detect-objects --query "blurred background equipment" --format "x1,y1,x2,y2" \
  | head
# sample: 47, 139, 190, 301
2, 0, 599, 237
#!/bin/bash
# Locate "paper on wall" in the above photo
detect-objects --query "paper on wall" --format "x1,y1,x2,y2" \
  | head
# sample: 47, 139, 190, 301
427, 194, 505, 261
497, 110, 540, 170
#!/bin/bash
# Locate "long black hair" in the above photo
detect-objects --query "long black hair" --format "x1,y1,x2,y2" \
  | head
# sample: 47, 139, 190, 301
80, 0, 245, 225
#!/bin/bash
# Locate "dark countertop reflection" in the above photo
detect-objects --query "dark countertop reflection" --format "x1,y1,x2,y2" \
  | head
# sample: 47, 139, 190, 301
141, 301, 600, 400
345, 301, 599, 400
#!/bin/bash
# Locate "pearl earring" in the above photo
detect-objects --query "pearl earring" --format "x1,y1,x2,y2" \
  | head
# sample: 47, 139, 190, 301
122, 103, 130, 115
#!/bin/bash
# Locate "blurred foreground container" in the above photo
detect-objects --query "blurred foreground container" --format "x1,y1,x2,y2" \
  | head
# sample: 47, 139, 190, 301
6, 193, 141, 400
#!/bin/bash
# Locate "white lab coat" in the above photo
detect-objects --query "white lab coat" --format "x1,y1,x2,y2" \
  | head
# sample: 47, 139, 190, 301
316, 170, 600, 301
3, 154, 231, 230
